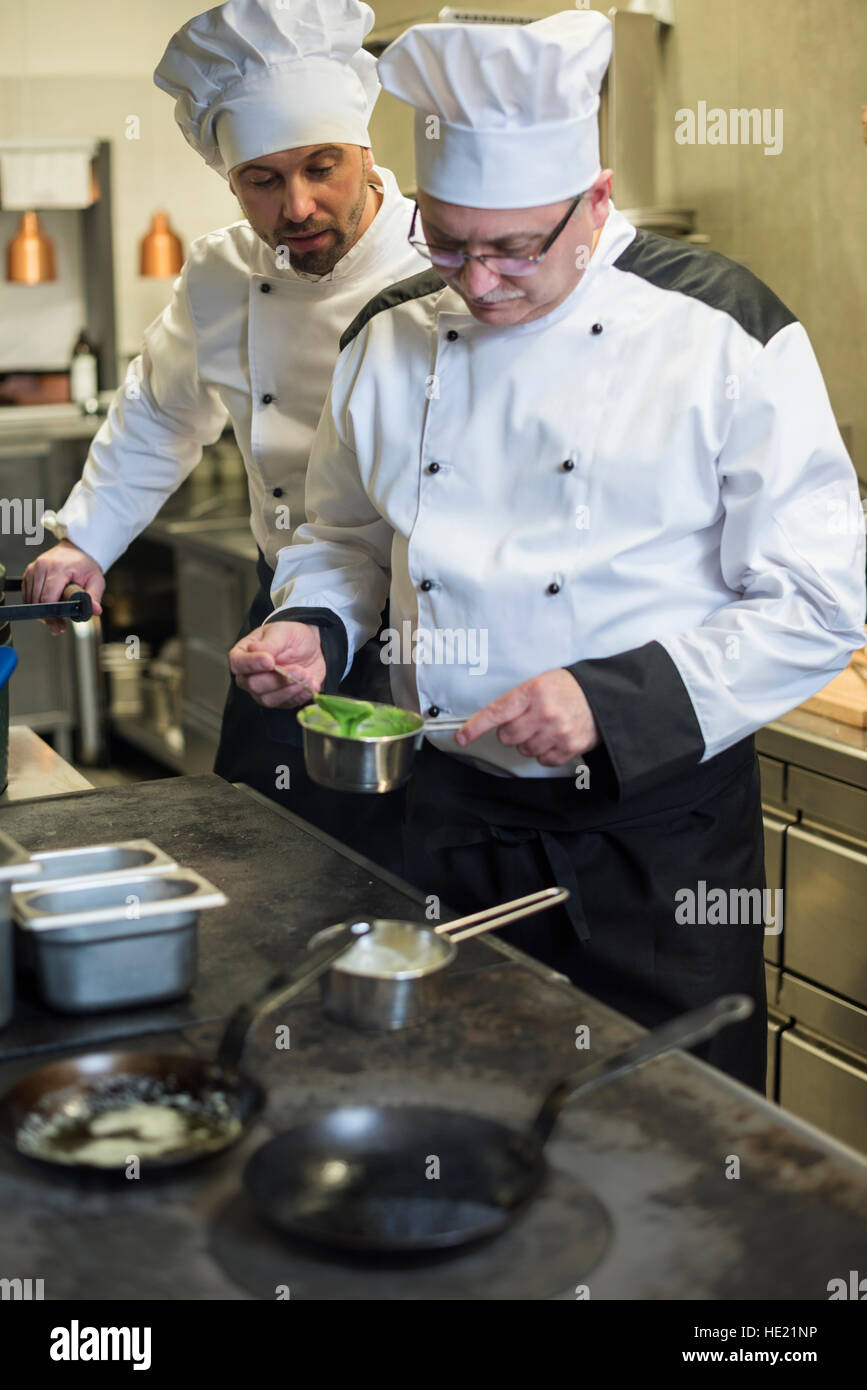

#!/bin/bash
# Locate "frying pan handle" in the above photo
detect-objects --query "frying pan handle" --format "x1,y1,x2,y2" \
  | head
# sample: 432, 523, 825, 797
216, 921, 372, 1069
530, 994, 754, 1145
0, 581, 93, 623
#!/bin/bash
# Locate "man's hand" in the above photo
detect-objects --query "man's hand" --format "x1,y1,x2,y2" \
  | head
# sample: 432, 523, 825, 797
228, 621, 326, 709
22, 540, 105, 635
455, 669, 600, 767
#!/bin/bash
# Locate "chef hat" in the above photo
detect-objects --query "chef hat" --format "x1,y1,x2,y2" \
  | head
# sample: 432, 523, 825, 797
154, 0, 380, 180
378, 11, 612, 209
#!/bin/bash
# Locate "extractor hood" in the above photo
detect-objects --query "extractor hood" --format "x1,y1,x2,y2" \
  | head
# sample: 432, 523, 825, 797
366, 5, 706, 244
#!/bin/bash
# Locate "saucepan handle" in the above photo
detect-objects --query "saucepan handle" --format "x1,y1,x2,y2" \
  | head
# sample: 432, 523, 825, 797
61, 584, 94, 622
216, 921, 372, 1068
0, 581, 93, 624
530, 994, 754, 1145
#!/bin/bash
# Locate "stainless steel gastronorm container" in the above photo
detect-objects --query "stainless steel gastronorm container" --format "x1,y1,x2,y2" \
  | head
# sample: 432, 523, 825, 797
0, 830, 40, 1029
308, 920, 457, 1030
11, 840, 178, 973
13, 868, 227, 1013
11, 839, 177, 893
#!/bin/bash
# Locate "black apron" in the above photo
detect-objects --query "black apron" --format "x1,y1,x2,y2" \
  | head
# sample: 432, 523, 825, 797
403, 735, 768, 1091
214, 552, 406, 875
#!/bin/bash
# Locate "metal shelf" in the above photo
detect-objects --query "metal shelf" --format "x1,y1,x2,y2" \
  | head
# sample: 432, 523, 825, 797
110, 715, 185, 773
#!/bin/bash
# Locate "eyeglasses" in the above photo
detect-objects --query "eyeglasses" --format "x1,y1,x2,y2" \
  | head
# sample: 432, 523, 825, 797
408, 192, 586, 277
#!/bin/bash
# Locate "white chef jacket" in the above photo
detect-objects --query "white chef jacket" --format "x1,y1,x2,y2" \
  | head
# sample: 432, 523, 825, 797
51, 166, 426, 573
270, 202, 866, 788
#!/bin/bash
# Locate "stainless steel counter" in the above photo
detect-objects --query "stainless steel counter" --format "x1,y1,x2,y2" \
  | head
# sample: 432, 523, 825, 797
145, 516, 258, 564
757, 708, 867, 790
0, 397, 112, 442
1, 728, 92, 803
0, 774, 865, 1301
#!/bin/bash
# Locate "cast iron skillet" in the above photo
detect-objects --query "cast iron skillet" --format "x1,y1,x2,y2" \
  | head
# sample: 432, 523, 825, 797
243, 993, 753, 1253
0, 922, 371, 1174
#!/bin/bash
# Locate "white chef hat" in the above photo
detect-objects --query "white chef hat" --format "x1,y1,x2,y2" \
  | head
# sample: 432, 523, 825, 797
154, 0, 380, 180
378, 11, 612, 209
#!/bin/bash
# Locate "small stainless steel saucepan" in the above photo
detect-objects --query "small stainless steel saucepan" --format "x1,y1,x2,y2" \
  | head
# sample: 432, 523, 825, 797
298, 702, 466, 793
308, 887, 570, 1031
274, 668, 468, 793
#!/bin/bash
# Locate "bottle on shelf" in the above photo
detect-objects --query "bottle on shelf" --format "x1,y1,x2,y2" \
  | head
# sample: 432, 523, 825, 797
69, 329, 98, 414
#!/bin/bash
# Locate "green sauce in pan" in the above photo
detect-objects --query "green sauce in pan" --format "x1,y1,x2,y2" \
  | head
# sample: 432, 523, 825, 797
298, 699, 420, 740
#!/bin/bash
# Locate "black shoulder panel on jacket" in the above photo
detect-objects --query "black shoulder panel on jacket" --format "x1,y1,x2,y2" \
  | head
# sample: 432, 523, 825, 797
613, 228, 797, 346
339, 268, 445, 352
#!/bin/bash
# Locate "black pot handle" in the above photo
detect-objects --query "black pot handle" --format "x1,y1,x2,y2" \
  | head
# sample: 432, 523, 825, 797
1, 581, 93, 623
530, 994, 754, 1146
216, 921, 371, 1069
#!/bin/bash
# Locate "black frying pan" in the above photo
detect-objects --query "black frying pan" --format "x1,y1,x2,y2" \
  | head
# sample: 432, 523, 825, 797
243, 994, 753, 1253
0, 922, 371, 1174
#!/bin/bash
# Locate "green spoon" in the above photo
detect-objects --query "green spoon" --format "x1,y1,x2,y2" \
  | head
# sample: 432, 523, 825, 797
275, 666, 468, 740
274, 667, 375, 737
314, 693, 376, 738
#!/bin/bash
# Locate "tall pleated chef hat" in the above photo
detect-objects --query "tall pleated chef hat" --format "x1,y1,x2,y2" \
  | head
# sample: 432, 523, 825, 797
153, 0, 380, 180
377, 10, 612, 209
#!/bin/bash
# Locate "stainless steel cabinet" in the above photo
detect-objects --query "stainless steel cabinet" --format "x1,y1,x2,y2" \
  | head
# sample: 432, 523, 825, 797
788, 765, 867, 840
0, 436, 84, 759
177, 541, 258, 774
779, 972, 867, 1062
178, 554, 244, 651
767, 1018, 782, 1099
761, 812, 789, 966
758, 753, 786, 809
759, 753, 794, 969
757, 747, 867, 1153
182, 635, 233, 722
785, 825, 867, 1005
765, 962, 785, 1100
182, 704, 225, 776
779, 1030, 867, 1157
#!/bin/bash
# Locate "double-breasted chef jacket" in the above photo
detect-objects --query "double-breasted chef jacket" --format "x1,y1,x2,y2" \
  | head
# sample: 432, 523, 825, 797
55, 167, 423, 575
267, 202, 866, 1088
49, 167, 427, 870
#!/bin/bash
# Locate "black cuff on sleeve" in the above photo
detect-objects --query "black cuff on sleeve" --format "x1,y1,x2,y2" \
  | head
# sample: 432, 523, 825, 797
567, 639, 705, 800
263, 606, 348, 695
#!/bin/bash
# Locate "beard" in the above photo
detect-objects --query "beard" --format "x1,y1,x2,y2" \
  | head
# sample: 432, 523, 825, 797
271, 162, 370, 276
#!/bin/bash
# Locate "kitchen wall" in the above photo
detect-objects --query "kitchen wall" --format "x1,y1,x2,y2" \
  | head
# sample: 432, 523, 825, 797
653, 0, 867, 485
0, 1, 238, 365
0, 0, 863, 481
369, 0, 867, 482
0, 207, 87, 371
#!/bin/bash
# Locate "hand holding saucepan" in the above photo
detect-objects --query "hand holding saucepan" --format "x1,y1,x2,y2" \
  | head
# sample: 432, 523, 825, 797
230, 636, 599, 766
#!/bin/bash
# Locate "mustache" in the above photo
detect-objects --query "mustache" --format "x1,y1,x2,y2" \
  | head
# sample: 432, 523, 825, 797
471, 290, 525, 304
